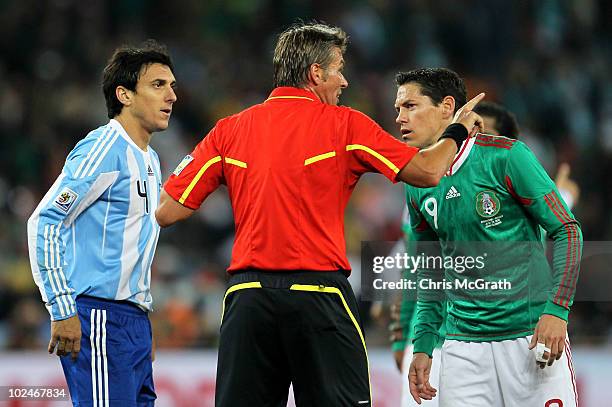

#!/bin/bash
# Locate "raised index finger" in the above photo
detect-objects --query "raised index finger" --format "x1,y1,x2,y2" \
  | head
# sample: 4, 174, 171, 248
462, 92, 486, 111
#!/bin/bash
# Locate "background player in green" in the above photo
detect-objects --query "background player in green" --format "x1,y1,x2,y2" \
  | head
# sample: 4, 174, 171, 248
389, 100, 583, 407
475, 101, 581, 211
394, 68, 582, 406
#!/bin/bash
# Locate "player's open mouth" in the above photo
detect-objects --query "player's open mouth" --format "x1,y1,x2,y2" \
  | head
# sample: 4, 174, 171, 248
161, 109, 172, 116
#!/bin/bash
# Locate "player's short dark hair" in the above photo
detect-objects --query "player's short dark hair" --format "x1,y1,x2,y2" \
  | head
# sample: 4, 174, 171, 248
395, 68, 467, 114
103, 39, 174, 119
474, 101, 520, 139
273, 22, 348, 88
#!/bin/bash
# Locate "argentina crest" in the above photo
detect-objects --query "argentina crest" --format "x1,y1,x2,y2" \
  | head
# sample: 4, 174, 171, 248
475, 190, 501, 218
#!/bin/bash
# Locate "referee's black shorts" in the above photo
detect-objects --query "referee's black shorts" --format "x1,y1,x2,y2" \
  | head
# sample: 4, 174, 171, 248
215, 270, 371, 407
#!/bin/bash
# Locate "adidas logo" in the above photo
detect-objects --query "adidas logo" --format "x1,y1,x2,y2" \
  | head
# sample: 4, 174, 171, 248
445, 186, 461, 200
147, 165, 154, 176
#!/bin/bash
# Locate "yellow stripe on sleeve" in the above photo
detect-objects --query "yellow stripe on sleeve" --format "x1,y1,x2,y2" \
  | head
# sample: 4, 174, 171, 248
225, 157, 247, 168
304, 151, 336, 166
178, 155, 222, 204
346, 144, 400, 174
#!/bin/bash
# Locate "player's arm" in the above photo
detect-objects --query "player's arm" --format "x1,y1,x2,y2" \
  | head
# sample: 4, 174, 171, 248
390, 215, 417, 370
412, 236, 444, 357
389, 297, 408, 371
391, 274, 416, 362
27, 138, 118, 359
157, 125, 225, 227
504, 141, 583, 366
406, 195, 443, 403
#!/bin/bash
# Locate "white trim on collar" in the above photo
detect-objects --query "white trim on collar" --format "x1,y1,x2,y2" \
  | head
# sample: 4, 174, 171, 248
108, 119, 149, 153
447, 136, 476, 176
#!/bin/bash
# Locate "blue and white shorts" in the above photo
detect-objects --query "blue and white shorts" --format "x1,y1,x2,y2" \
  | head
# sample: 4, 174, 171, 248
60, 296, 155, 407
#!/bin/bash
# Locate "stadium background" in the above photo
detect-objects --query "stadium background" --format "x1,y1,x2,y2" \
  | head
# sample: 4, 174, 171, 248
0, 0, 610, 405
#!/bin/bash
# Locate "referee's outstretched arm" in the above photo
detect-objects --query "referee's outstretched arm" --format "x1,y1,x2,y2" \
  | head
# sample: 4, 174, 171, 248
156, 190, 194, 227
155, 93, 486, 228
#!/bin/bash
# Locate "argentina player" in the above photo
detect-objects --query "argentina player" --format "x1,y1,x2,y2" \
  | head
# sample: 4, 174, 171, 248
27, 40, 176, 406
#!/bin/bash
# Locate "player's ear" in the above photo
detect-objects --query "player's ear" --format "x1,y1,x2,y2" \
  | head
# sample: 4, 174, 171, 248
115, 86, 133, 107
441, 95, 455, 120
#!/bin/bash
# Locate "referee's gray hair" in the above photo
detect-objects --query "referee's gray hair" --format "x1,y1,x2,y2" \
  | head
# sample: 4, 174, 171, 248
273, 22, 348, 88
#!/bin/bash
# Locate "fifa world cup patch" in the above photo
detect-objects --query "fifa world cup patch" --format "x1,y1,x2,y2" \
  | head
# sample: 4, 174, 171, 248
53, 187, 79, 213
173, 155, 194, 176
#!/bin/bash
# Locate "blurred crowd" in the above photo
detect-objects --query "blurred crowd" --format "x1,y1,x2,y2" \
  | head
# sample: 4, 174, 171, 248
0, 0, 611, 351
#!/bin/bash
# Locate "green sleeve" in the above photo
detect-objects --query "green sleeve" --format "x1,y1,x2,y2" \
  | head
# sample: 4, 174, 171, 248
505, 142, 583, 321
390, 225, 416, 352
390, 275, 413, 351
405, 190, 444, 357
391, 339, 407, 353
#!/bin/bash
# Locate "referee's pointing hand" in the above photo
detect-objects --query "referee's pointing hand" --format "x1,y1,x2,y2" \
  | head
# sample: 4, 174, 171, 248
452, 92, 486, 136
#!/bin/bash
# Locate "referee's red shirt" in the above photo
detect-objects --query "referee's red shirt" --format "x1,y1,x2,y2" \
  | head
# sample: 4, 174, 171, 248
164, 87, 418, 272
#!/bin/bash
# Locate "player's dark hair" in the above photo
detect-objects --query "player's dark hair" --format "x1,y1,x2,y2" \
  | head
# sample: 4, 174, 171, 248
103, 39, 174, 119
473, 101, 520, 139
273, 22, 348, 88
395, 68, 467, 114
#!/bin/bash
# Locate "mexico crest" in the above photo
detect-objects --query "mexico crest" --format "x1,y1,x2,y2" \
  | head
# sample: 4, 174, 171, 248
476, 190, 500, 218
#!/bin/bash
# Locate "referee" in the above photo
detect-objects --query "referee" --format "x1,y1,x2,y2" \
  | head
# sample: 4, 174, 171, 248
156, 23, 483, 407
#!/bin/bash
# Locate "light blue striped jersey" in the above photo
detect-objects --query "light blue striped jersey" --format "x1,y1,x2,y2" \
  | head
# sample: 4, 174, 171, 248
27, 119, 162, 321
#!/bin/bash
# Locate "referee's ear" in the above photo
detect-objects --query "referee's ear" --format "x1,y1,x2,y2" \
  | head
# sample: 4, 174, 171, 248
116, 86, 133, 108
308, 63, 325, 86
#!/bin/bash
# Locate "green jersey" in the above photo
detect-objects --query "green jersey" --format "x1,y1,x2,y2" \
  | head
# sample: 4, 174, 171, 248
407, 134, 582, 357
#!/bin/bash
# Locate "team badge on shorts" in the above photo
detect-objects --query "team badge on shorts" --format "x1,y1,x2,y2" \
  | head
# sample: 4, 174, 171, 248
53, 187, 79, 213
173, 155, 194, 176
476, 190, 500, 218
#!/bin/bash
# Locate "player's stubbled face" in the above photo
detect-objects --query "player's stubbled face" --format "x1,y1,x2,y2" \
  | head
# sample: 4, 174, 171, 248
395, 82, 447, 149
317, 47, 348, 105
132, 63, 177, 133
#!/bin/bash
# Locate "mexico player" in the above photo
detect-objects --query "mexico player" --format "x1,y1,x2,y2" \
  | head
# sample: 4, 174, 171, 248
391, 100, 582, 406
396, 69, 581, 406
